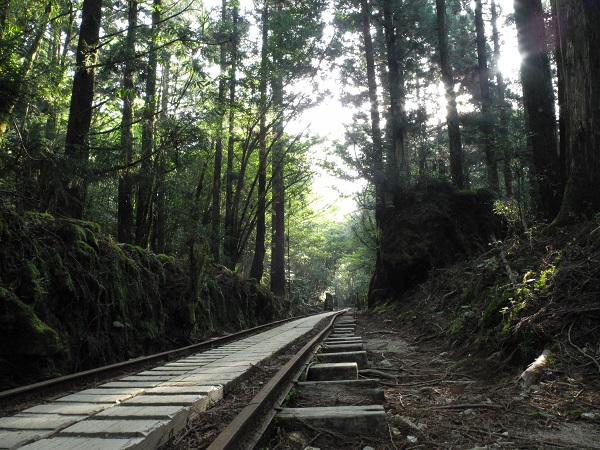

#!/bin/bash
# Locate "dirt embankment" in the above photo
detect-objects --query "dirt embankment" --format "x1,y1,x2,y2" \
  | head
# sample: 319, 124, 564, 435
362, 216, 600, 448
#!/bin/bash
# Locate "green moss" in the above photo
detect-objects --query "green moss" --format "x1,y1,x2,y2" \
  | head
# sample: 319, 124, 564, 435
67, 218, 101, 234
157, 254, 175, 264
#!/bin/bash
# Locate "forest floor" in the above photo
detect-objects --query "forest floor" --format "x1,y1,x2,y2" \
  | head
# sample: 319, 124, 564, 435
162, 310, 600, 449
356, 312, 600, 450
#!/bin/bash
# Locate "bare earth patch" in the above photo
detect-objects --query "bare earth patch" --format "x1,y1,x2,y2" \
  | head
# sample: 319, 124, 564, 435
359, 312, 600, 450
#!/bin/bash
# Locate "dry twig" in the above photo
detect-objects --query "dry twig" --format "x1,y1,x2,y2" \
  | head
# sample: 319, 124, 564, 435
568, 322, 600, 372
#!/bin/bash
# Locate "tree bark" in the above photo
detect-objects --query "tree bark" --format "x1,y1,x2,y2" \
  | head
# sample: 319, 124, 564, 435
224, 1, 239, 269
514, 0, 563, 220
361, 0, 385, 222
210, 0, 231, 263
150, 55, 171, 254
118, 0, 137, 244
435, 0, 466, 189
269, 1, 286, 297
135, 0, 161, 246
249, 2, 269, 282
553, 0, 600, 223
381, 0, 407, 194
475, 0, 499, 193
57, 0, 102, 219
270, 74, 286, 297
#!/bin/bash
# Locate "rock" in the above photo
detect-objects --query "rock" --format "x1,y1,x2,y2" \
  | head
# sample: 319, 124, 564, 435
288, 431, 308, 446
397, 415, 427, 431
379, 358, 392, 368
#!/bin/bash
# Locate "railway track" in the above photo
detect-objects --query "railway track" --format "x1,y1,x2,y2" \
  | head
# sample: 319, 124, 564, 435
0, 314, 310, 412
0, 312, 344, 449
0, 310, 387, 450
205, 311, 387, 450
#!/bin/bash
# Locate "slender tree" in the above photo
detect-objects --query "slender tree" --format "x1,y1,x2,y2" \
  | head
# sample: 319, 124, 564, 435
135, 0, 161, 246
118, 0, 138, 243
224, 0, 240, 268
360, 0, 385, 220
210, 0, 231, 263
270, 34, 286, 296
435, 0, 465, 189
249, 1, 269, 281
57, 0, 103, 218
475, 0, 499, 193
151, 55, 171, 254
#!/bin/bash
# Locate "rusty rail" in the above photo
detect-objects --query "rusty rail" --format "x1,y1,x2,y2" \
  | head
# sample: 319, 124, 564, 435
206, 310, 347, 450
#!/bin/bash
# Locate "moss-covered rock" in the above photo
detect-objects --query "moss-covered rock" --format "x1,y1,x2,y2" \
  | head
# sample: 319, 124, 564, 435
370, 179, 503, 305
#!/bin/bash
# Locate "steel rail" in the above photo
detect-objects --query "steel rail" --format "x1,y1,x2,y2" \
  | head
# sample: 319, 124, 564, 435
0, 314, 310, 403
206, 310, 347, 450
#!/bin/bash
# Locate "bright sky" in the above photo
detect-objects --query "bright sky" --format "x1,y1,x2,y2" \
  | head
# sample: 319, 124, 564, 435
203, 0, 523, 220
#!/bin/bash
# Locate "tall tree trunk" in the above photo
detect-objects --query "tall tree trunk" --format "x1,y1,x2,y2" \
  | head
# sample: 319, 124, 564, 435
210, 0, 230, 263
224, 2, 239, 269
382, 0, 407, 195
361, 0, 385, 221
550, 0, 566, 178
270, 74, 286, 297
118, 0, 137, 243
361, 0, 387, 309
249, 2, 269, 282
514, 0, 563, 219
491, 0, 512, 197
475, 0, 499, 193
135, 0, 161, 246
553, 0, 600, 223
435, 0, 466, 189
57, 0, 102, 219
151, 55, 171, 254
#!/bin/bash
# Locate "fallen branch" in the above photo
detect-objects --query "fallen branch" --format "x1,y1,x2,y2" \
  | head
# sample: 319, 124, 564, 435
387, 424, 400, 450
413, 332, 444, 343
499, 249, 517, 286
380, 374, 450, 387
425, 403, 504, 410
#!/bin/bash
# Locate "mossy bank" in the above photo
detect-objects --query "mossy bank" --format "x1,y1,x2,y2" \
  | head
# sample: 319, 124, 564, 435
0, 209, 287, 389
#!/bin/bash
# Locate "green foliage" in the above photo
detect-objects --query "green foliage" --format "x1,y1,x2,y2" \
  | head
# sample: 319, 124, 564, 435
493, 198, 522, 227
284, 387, 298, 402
498, 264, 558, 334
